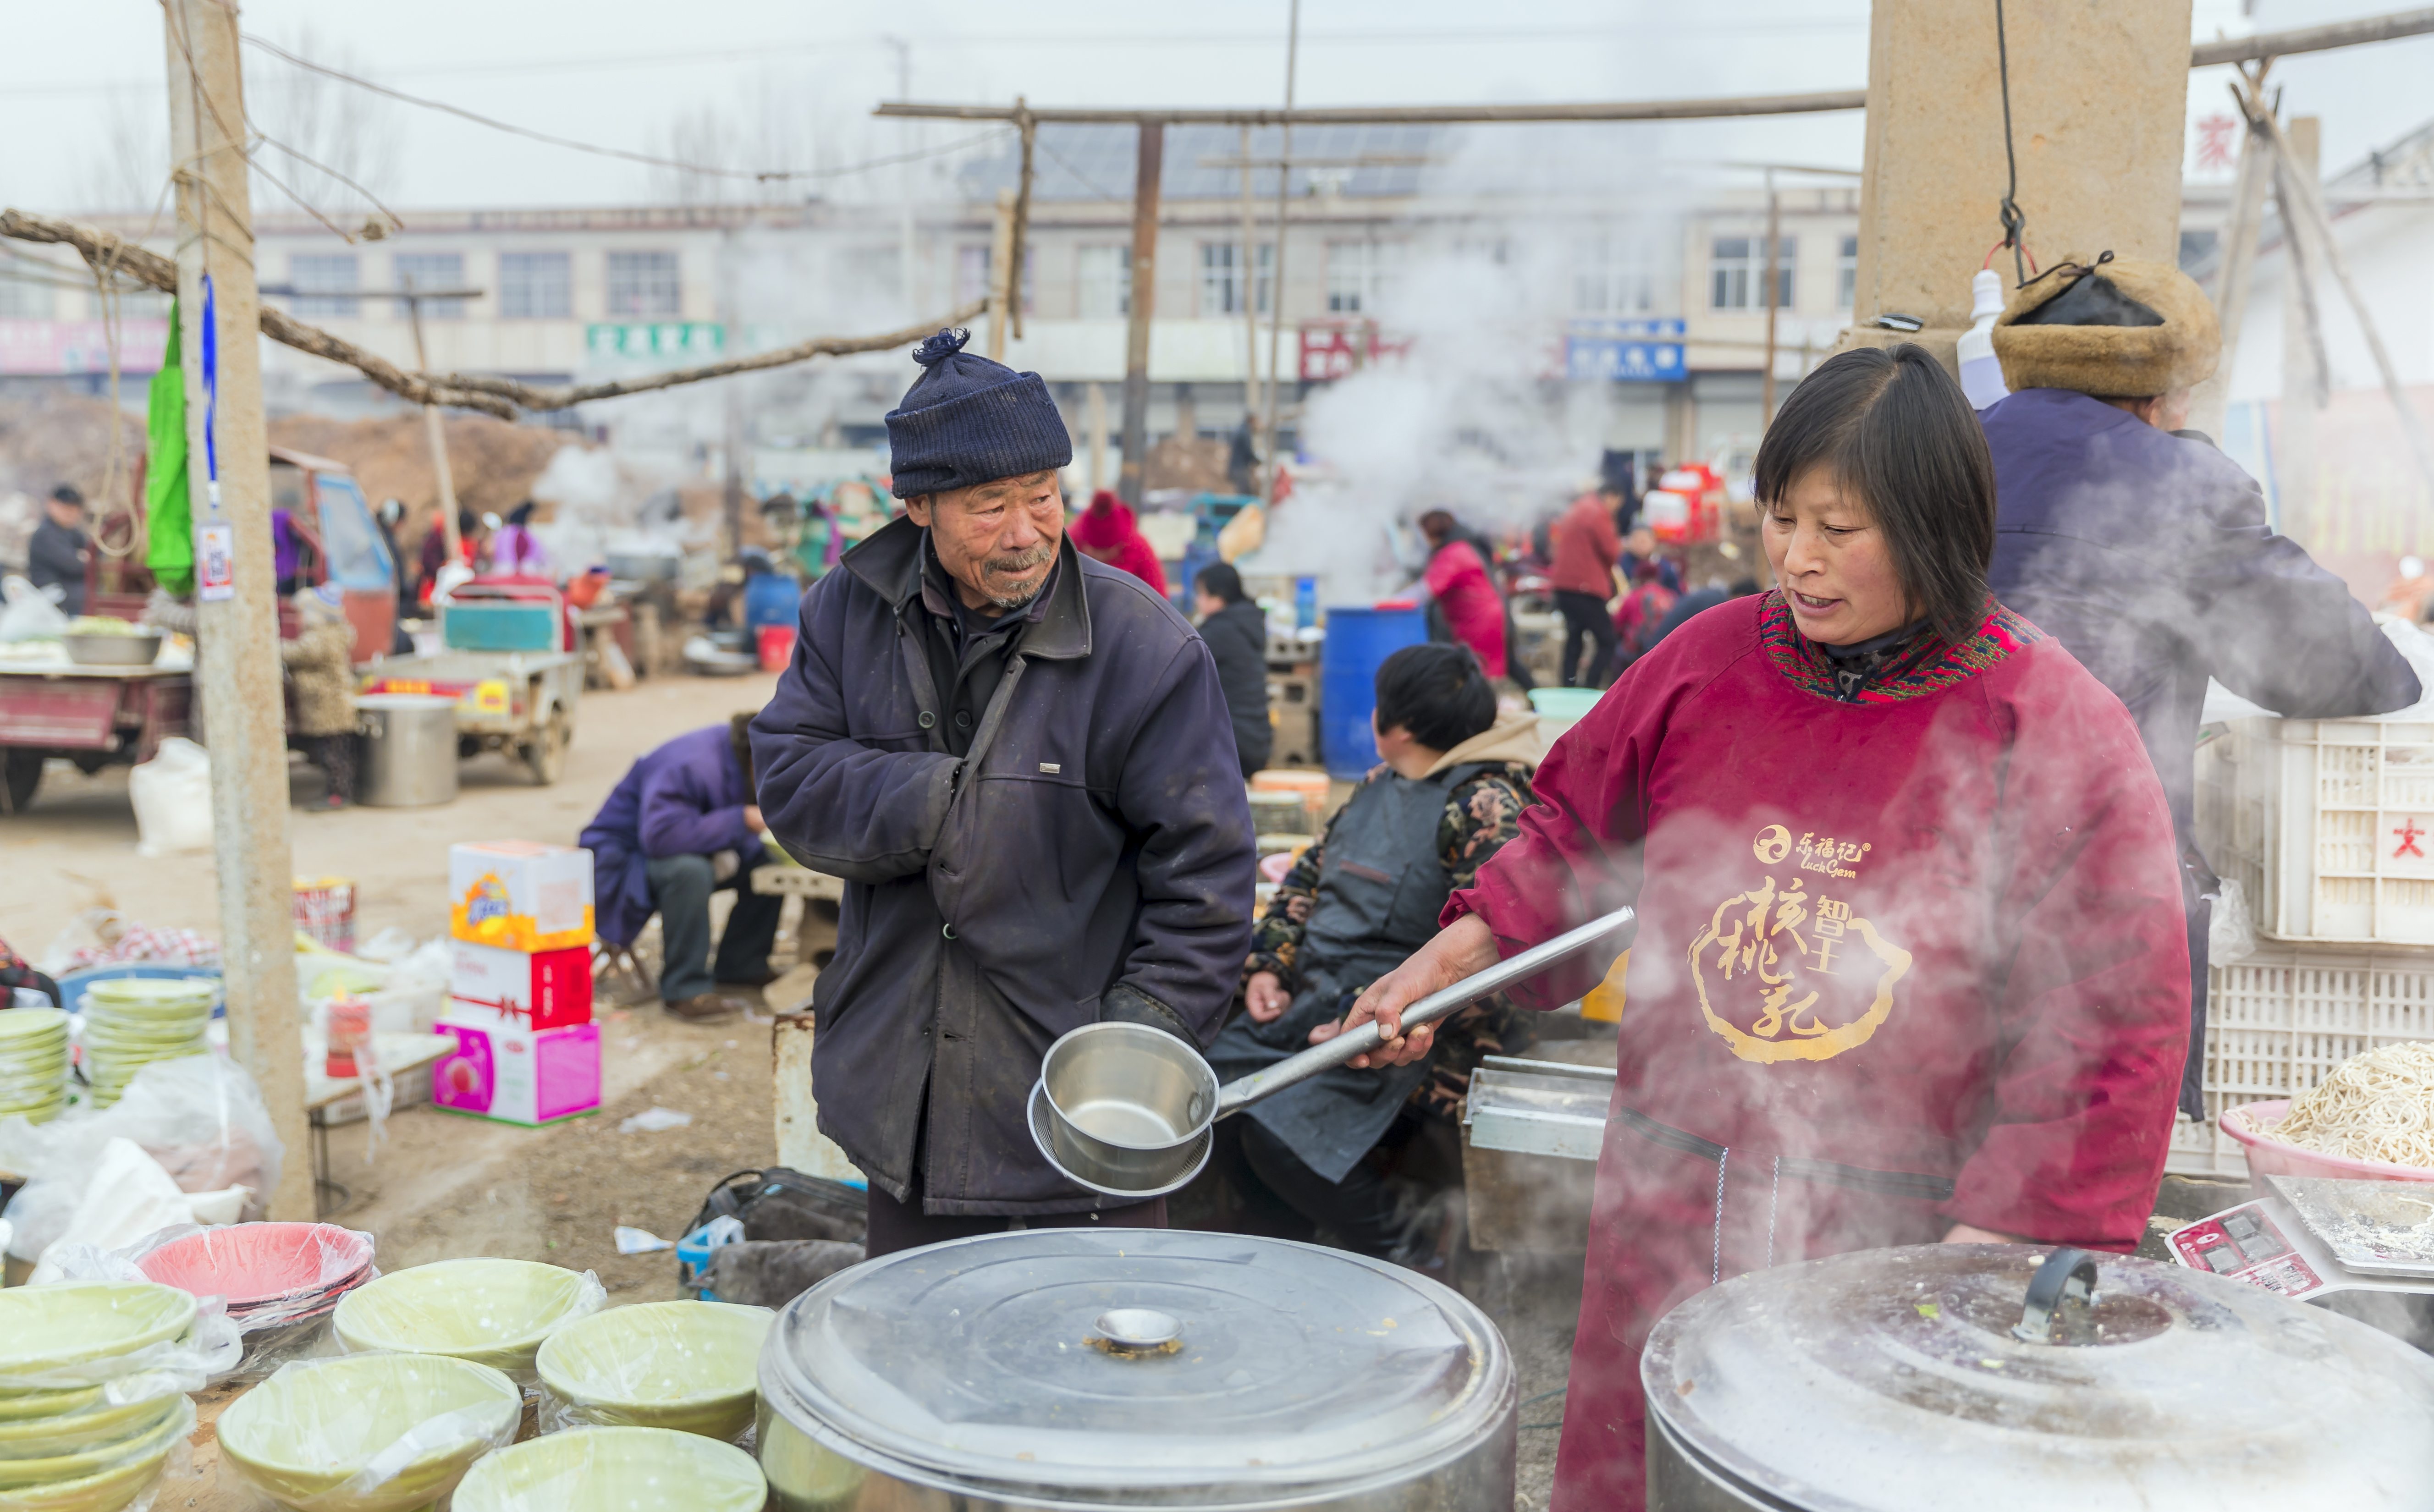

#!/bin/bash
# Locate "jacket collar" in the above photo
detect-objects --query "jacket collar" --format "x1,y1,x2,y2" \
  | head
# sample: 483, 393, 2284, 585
840, 513, 1092, 661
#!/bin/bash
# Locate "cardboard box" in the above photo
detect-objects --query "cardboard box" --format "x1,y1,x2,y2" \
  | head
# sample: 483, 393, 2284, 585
447, 941, 593, 1030
450, 841, 595, 953
431, 1018, 600, 1127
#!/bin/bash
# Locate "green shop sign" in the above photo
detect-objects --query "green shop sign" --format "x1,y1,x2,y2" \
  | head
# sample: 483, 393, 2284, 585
586, 323, 726, 359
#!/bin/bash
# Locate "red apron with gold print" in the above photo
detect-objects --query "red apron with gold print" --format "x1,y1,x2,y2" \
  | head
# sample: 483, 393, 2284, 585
1448, 594, 2192, 1511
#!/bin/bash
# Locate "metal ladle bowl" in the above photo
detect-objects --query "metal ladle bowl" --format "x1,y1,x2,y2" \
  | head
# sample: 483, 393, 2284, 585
1029, 907, 1637, 1199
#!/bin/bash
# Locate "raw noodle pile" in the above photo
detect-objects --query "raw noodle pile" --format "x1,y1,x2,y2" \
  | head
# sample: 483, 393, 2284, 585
2262, 1041, 2434, 1169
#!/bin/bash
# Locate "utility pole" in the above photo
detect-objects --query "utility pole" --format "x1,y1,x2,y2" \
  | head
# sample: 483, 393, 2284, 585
162, 0, 310, 1221
1116, 122, 1163, 508
886, 38, 915, 315
2278, 116, 2324, 537
400, 275, 462, 561
1238, 124, 1261, 446
720, 223, 745, 560
986, 188, 1017, 362
1261, 0, 1302, 508
1760, 168, 1782, 423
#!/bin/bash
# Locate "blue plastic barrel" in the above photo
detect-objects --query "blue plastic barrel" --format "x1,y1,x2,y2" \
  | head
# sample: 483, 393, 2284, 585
1319, 605, 1428, 779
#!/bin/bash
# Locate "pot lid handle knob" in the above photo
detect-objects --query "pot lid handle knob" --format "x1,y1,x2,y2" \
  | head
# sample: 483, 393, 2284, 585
1093, 1308, 1183, 1353
2011, 1247, 2100, 1345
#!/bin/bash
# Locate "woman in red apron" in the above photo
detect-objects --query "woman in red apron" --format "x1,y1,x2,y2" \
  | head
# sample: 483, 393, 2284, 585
1339, 344, 2192, 1511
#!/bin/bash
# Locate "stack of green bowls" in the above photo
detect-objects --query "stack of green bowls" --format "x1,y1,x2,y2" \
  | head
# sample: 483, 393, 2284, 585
0, 1283, 202, 1512
0, 1009, 71, 1124
79, 979, 214, 1109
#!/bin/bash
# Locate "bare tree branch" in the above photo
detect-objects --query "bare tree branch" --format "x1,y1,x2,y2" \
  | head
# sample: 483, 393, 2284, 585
430, 302, 989, 411
2, 207, 986, 421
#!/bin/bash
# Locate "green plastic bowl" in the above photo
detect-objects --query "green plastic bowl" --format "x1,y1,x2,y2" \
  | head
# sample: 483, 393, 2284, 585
0, 1392, 178, 1461
536, 1302, 771, 1440
0, 1285, 196, 1376
0, 1400, 189, 1512
0, 1399, 181, 1486
334, 1259, 596, 1378
0, 1389, 105, 1424
216, 1354, 519, 1512
451, 1427, 765, 1512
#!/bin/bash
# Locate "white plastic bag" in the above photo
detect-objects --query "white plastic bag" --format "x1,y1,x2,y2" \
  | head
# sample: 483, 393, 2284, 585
0, 574, 68, 642
129, 737, 213, 858
0, 1055, 284, 1259
27, 1141, 209, 1282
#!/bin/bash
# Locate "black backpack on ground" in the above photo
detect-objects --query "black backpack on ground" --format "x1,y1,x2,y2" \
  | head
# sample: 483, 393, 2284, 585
687, 1167, 866, 1247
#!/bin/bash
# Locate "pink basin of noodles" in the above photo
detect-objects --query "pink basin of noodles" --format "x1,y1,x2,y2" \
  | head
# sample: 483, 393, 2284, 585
2221, 1100, 2434, 1184
137, 1223, 374, 1308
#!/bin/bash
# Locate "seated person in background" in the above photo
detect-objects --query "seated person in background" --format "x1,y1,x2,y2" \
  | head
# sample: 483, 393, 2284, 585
1206, 643, 1539, 1265
580, 714, 782, 1023
1192, 561, 1272, 777
28, 486, 90, 616
283, 585, 360, 810
1071, 489, 1169, 595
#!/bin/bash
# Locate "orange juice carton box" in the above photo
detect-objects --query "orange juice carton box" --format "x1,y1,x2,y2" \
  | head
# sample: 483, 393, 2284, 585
449, 841, 594, 953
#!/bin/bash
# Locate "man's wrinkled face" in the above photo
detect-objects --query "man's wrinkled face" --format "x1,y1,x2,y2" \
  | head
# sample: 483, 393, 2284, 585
909, 470, 1064, 611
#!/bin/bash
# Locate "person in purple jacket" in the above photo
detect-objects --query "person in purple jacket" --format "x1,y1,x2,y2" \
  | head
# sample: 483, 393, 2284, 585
749, 329, 1255, 1256
579, 714, 779, 1022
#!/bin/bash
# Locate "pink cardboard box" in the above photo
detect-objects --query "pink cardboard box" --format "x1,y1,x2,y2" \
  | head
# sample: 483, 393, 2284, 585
431, 1019, 600, 1127
447, 940, 593, 1030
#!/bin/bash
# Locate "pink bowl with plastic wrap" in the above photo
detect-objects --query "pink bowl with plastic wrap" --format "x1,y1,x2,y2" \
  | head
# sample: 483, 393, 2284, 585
2220, 1099, 2434, 1184
138, 1222, 374, 1309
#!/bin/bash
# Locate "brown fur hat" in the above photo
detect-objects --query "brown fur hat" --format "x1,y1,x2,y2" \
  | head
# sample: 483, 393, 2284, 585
1991, 253, 2220, 397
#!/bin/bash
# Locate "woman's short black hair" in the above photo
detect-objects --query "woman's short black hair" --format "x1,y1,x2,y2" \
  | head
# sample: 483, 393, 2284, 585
1374, 643, 1495, 753
1752, 343, 1996, 643
1194, 561, 1246, 604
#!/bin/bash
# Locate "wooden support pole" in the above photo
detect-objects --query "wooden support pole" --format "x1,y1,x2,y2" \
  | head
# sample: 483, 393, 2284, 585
162, 0, 310, 1221
1117, 121, 1163, 508
2189, 72, 2276, 443
2276, 116, 2328, 531
1239, 125, 1261, 447
986, 188, 1016, 363
1761, 170, 1781, 423
402, 280, 462, 560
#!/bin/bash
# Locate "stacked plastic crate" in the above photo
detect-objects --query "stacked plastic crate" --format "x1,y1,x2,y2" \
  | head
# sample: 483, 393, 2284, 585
2180, 714, 2434, 1174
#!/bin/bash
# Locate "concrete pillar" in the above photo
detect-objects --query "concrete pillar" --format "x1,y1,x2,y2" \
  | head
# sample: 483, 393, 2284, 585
2278, 117, 2323, 536
1844, 0, 2194, 368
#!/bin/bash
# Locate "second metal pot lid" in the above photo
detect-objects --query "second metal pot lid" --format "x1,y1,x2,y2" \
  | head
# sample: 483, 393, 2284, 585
1644, 1244, 2434, 1512
760, 1228, 1514, 1496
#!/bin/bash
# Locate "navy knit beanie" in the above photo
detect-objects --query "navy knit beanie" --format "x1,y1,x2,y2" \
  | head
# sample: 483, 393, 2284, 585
883, 329, 1074, 499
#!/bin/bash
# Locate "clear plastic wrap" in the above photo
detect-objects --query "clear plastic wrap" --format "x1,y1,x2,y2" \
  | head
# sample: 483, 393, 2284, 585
0, 1282, 239, 1402
449, 1426, 766, 1512
214, 1354, 521, 1512
0, 1056, 284, 1262
331, 1259, 605, 1388
533, 1301, 772, 1441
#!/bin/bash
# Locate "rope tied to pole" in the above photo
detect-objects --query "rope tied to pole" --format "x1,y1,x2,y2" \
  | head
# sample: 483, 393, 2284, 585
1994, 0, 2029, 286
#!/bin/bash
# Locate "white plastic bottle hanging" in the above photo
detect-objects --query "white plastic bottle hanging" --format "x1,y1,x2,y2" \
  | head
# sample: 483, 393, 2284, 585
1956, 268, 2010, 410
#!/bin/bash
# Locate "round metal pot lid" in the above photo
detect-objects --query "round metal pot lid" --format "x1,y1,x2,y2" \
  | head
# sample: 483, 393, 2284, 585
760, 1228, 1513, 1499
1644, 1244, 2434, 1512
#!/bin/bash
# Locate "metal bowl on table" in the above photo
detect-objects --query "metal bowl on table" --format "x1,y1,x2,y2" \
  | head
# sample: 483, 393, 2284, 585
756, 1227, 1516, 1509
1643, 1243, 2434, 1511
62, 632, 163, 667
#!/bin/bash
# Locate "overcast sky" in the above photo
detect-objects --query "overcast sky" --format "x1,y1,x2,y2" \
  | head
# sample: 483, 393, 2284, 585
2, 0, 2430, 217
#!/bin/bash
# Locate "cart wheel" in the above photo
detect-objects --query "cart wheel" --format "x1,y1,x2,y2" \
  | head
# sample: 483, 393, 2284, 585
0, 750, 41, 816
524, 706, 569, 786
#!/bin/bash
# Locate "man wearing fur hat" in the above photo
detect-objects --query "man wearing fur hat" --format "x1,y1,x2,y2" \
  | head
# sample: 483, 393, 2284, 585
1983, 253, 2421, 1120
750, 329, 1255, 1254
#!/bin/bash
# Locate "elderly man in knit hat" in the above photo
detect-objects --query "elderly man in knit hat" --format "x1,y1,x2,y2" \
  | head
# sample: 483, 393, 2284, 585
1982, 253, 2421, 1122
750, 329, 1254, 1256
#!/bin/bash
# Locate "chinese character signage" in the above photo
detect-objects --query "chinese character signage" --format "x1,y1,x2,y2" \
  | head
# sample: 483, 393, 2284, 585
1298, 322, 1413, 383
0, 320, 172, 376
1566, 319, 1686, 384
585, 323, 726, 361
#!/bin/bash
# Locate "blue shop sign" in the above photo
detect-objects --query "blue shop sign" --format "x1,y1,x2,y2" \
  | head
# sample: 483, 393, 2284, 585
1566, 319, 1687, 384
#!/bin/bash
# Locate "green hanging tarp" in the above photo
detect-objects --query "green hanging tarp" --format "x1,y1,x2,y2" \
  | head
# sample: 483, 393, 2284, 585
143, 302, 192, 596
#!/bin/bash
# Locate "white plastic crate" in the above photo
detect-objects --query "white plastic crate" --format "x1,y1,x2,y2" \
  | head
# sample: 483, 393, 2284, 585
2166, 943, 2434, 1176
2198, 716, 2434, 947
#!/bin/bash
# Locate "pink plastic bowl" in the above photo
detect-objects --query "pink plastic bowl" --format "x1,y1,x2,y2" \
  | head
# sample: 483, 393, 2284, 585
137, 1223, 374, 1308
2220, 1099, 2434, 1184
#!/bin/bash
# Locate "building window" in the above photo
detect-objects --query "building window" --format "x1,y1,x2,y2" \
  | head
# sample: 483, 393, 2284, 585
499, 252, 571, 319
1710, 236, 1795, 311
1076, 245, 1129, 318
1573, 237, 1655, 315
1325, 239, 1403, 314
391, 253, 466, 319
1451, 237, 1510, 266
291, 253, 359, 319
1835, 236, 1859, 309
1197, 242, 1273, 317
605, 251, 681, 318
0, 273, 55, 320
953, 245, 1035, 312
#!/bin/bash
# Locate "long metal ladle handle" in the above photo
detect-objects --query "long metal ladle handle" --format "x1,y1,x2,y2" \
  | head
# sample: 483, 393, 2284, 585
1212, 905, 1636, 1119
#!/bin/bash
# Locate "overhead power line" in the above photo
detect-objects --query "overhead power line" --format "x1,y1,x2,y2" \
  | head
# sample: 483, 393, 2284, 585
238, 34, 1012, 184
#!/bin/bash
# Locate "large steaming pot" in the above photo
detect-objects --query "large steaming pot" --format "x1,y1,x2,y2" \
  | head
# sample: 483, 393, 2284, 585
1643, 1243, 2434, 1511
756, 1228, 1515, 1510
